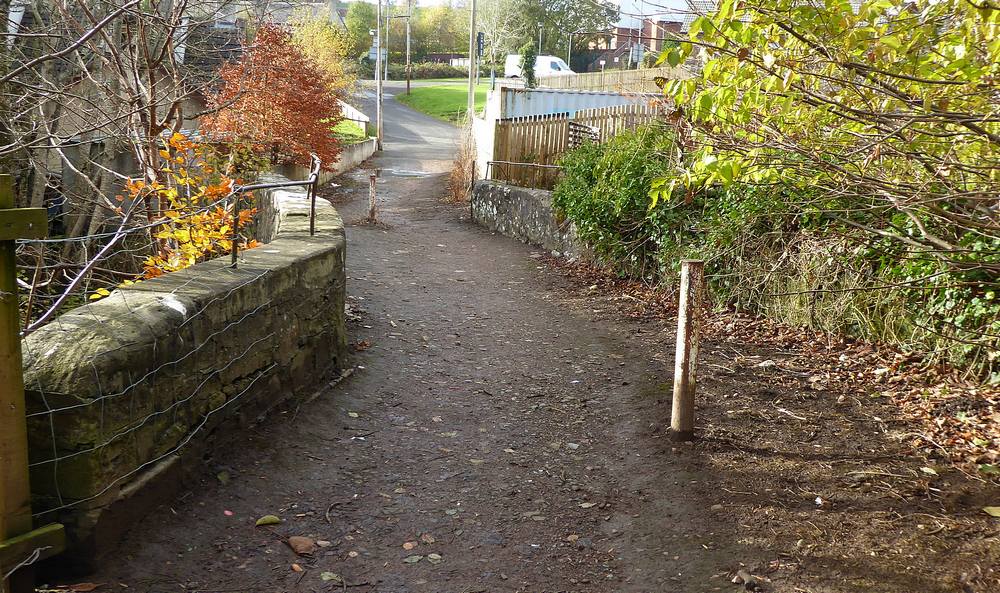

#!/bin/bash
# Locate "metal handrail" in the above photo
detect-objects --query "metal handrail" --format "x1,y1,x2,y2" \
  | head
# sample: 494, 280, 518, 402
230, 154, 322, 268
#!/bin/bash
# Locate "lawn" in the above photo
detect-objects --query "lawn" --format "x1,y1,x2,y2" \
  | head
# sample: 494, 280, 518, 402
332, 119, 369, 144
410, 77, 467, 83
395, 83, 489, 123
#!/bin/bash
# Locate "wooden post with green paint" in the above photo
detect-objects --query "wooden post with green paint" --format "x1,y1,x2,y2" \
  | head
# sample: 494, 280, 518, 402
0, 174, 64, 592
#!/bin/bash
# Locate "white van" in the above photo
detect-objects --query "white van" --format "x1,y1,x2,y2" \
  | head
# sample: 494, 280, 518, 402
504, 54, 575, 78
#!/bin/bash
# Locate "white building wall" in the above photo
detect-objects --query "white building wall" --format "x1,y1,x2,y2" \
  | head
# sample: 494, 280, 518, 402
496, 86, 658, 118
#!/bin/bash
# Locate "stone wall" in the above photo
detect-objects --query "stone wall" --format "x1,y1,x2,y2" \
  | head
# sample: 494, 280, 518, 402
280, 137, 377, 185
471, 180, 587, 259
22, 176, 348, 568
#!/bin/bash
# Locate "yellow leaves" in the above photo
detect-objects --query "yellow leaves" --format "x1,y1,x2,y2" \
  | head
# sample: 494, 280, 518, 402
89, 288, 111, 300
168, 132, 195, 152
139, 134, 261, 281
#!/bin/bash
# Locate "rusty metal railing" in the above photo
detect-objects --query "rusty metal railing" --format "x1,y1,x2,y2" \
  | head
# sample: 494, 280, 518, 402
229, 154, 322, 268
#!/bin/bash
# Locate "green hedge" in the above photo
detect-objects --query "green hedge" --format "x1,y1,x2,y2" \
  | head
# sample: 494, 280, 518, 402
552, 125, 1000, 380
357, 61, 467, 80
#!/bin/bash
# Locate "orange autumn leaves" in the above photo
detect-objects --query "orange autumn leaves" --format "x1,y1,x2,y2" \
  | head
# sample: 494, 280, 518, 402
133, 132, 257, 280
202, 23, 344, 170
93, 23, 343, 298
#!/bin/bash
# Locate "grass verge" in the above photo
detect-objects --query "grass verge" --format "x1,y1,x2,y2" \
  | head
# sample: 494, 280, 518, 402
333, 120, 368, 145
395, 83, 489, 123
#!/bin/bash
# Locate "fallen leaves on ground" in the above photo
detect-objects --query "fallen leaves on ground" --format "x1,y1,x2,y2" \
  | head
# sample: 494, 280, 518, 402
546, 255, 1000, 477
321, 572, 343, 583
287, 536, 316, 555
255, 514, 281, 526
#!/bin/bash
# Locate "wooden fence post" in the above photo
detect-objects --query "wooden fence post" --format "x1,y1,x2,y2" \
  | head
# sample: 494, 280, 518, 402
368, 173, 378, 222
0, 174, 64, 592
670, 259, 705, 441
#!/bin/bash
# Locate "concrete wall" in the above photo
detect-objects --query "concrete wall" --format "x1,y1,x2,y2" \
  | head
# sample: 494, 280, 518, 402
22, 175, 348, 568
485, 86, 659, 119
471, 116, 495, 184
471, 180, 587, 259
281, 137, 377, 185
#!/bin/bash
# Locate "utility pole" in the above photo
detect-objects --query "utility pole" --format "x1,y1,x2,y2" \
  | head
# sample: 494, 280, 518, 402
405, 0, 412, 95
384, 4, 390, 81
375, 0, 383, 149
537, 23, 543, 53
466, 0, 477, 116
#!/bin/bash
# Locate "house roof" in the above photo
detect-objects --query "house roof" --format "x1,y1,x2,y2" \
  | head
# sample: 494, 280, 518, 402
680, 0, 717, 32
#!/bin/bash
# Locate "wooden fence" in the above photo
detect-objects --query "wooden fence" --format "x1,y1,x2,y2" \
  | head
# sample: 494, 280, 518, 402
537, 66, 690, 93
491, 102, 663, 189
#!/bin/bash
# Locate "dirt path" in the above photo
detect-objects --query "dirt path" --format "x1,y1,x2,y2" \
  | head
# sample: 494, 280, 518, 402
86, 98, 997, 593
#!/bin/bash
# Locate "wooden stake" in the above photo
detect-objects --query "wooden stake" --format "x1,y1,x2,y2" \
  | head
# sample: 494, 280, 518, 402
0, 174, 63, 592
367, 173, 377, 223
670, 259, 704, 441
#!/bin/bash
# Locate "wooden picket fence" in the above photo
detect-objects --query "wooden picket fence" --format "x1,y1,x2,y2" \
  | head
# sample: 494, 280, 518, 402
537, 66, 690, 93
491, 102, 663, 189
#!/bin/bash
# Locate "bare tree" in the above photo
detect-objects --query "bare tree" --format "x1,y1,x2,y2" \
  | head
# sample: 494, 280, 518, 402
477, 0, 526, 72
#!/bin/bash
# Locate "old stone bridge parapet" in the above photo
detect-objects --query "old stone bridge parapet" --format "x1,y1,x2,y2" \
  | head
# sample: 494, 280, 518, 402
21, 175, 347, 569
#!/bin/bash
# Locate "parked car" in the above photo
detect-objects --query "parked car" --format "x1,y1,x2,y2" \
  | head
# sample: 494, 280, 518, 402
504, 54, 576, 78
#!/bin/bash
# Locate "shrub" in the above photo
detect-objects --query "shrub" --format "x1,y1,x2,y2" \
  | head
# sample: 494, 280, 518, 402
448, 122, 476, 202
518, 42, 536, 88
552, 127, 1000, 378
553, 125, 685, 282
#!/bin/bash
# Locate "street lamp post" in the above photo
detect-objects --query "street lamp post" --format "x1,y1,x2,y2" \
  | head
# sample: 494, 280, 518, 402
405, 0, 412, 95
537, 23, 543, 53
374, 0, 383, 149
